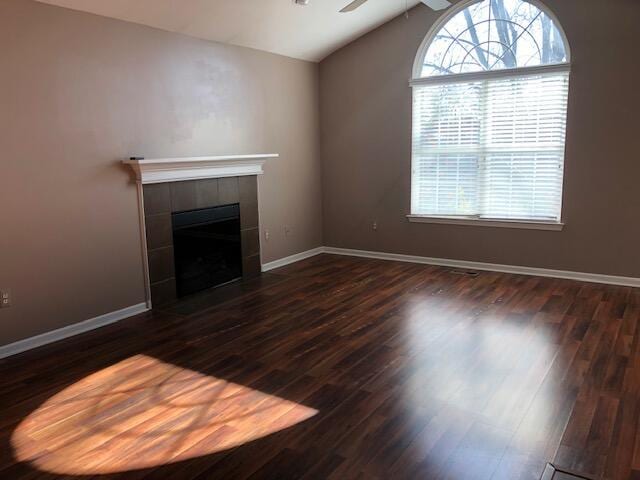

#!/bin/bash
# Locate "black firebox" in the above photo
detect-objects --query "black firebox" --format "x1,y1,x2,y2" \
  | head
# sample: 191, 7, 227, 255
172, 203, 242, 298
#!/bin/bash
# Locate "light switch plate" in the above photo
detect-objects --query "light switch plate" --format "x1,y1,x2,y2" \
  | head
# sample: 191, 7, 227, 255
0, 290, 11, 308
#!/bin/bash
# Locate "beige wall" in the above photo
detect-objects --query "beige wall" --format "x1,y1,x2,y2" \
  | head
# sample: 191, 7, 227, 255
0, 0, 322, 345
320, 0, 640, 278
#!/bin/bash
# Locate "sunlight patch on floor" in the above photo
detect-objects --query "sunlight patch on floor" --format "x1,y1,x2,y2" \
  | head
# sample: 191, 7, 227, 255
11, 355, 317, 475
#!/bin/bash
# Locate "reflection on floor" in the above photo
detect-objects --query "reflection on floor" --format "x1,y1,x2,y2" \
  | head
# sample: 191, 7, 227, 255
12, 355, 317, 475
0, 253, 638, 479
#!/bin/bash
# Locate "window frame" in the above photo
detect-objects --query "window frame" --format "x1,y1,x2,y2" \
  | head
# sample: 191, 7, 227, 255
409, 0, 571, 230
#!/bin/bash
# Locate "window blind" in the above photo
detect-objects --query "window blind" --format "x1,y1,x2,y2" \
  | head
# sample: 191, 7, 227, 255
411, 70, 570, 222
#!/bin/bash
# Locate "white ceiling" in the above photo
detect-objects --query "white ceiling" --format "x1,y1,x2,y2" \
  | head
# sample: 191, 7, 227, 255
35, 0, 423, 62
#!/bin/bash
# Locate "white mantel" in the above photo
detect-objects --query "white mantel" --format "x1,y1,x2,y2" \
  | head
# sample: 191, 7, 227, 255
123, 154, 278, 184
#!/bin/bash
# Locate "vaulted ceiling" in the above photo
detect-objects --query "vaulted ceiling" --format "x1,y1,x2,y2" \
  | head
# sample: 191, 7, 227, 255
35, 0, 424, 62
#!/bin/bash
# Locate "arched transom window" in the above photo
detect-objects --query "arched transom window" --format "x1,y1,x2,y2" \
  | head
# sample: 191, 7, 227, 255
410, 0, 570, 226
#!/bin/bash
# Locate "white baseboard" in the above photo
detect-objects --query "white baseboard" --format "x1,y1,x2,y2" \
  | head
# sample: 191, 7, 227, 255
261, 247, 326, 272
3, 247, 636, 360
323, 247, 640, 288
261, 246, 640, 287
0, 302, 149, 360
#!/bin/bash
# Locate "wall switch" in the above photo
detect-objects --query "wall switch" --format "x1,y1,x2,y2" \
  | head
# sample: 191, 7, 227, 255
284, 226, 291, 236
0, 290, 11, 308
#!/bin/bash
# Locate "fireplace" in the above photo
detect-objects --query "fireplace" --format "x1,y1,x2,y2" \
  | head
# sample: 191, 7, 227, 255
139, 176, 262, 307
172, 204, 242, 297
124, 154, 276, 308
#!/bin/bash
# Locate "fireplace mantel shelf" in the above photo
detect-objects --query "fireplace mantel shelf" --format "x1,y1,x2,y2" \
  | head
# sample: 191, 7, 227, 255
124, 154, 279, 184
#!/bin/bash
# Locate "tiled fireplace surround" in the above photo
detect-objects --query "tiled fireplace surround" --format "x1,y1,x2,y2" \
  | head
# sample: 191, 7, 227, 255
143, 176, 261, 307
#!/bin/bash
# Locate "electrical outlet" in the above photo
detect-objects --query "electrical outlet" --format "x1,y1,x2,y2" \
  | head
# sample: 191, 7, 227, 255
0, 290, 11, 308
372, 221, 378, 231
264, 229, 270, 241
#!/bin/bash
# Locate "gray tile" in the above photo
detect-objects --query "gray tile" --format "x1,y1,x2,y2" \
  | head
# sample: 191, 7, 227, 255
218, 177, 239, 205
240, 201, 259, 229
170, 180, 197, 213
239, 175, 259, 229
148, 246, 175, 283
241, 228, 260, 258
239, 175, 257, 205
242, 254, 261, 279
143, 184, 171, 216
150, 278, 177, 307
145, 214, 173, 250
196, 178, 219, 208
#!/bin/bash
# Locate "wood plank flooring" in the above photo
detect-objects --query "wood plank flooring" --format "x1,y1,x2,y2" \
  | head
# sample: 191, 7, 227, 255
1, 254, 639, 479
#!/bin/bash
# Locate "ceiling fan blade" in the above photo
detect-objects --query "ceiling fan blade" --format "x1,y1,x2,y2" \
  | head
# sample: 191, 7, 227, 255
340, 0, 369, 13
421, 0, 452, 10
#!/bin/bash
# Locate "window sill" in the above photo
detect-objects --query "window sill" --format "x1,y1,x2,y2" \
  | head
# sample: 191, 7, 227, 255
406, 215, 564, 231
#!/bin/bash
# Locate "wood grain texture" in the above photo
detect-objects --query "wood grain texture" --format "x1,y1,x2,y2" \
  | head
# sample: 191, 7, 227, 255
0, 254, 639, 479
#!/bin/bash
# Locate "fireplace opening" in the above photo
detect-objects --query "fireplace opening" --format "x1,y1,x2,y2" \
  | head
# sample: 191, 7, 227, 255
172, 204, 242, 298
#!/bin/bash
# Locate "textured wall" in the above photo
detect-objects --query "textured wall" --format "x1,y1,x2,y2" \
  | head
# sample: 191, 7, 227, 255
320, 0, 640, 278
0, 0, 322, 345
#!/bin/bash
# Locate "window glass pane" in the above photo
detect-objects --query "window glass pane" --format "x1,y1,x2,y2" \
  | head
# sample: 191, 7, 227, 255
411, 72, 569, 221
480, 152, 564, 219
421, 0, 568, 77
413, 154, 479, 215
412, 81, 482, 216
413, 82, 482, 149
484, 73, 569, 148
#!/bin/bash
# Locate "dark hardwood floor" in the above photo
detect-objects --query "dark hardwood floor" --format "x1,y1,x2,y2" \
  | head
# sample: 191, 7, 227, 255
1, 254, 639, 479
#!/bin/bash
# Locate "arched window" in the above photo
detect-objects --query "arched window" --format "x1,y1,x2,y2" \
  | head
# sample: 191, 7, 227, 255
410, 0, 570, 226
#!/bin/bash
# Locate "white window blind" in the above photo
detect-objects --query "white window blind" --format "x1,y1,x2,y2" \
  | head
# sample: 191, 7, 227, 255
411, 70, 569, 222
